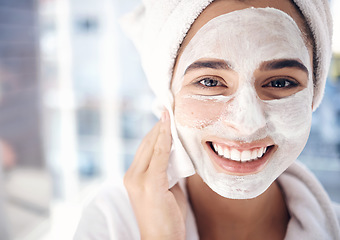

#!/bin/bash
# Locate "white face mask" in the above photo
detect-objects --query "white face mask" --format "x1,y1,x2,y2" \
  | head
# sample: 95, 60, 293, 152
171, 8, 313, 199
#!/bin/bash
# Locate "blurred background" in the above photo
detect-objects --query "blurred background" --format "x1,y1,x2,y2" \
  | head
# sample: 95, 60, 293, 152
0, 0, 339, 239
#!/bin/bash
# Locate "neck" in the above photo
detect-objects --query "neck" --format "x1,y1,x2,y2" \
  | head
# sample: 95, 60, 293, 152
186, 174, 290, 240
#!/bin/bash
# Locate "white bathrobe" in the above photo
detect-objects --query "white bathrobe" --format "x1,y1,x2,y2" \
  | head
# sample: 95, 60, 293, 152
74, 162, 340, 240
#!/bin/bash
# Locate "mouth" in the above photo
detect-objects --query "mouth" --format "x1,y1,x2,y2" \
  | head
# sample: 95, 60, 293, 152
206, 141, 276, 175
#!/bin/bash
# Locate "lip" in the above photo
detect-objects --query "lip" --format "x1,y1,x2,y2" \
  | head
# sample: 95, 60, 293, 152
203, 138, 276, 176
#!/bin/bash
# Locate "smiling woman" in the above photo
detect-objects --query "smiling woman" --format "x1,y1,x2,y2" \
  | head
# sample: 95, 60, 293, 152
74, 0, 340, 239
172, 7, 313, 200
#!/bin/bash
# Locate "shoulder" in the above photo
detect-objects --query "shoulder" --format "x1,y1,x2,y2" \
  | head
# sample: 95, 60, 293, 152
278, 161, 340, 239
74, 179, 140, 240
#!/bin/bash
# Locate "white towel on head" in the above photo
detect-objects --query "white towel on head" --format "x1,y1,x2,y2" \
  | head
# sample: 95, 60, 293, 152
121, 0, 333, 187
292, 0, 333, 110
121, 0, 214, 107
122, 0, 332, 110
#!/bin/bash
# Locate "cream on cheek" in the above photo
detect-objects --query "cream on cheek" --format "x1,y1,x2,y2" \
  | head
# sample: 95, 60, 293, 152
174, 95, 227, 129
170, 8, 313, 199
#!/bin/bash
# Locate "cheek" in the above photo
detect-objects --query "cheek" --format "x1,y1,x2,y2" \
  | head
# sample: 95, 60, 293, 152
264, 90, 312, 142
174, 97, 224, 129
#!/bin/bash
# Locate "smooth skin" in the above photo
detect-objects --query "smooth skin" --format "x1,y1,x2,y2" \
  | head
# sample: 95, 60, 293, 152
124, 0, 314, 239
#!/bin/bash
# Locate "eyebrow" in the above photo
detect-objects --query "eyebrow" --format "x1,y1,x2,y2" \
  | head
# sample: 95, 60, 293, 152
184, 59, 232, 75
260, 59, 308, 74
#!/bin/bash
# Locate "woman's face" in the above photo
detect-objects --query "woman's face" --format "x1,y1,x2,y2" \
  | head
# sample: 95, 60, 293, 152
171, 1, 314, 199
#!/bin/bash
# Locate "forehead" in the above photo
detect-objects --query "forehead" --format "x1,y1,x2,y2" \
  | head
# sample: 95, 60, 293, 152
181, 8, 308, 69
175, 0, 310, 62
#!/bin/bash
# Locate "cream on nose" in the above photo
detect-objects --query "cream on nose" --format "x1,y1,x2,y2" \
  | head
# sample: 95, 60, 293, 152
221, 84, 266, 135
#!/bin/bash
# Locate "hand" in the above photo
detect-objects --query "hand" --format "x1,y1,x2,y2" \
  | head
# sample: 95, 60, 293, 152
124, 110, 186, 240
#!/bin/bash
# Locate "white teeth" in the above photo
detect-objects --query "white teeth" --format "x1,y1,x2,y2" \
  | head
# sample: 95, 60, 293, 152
213, 143, 218, 152
240, 150, 251, 162
230, 149, 241, 161
251, 149, 258, 160
217, 145, 224, 156
257, 147, 264, 158
224, 148, 231, 159
212, 143, 271, 162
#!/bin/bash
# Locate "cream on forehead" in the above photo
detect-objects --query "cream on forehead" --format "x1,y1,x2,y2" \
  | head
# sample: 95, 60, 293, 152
172, 7, 312, 95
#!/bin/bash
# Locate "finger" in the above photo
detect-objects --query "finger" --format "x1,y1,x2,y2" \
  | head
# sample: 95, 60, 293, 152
149, 110, 172, 173
134, 121, 161, 162
170, 183, 187, 218
129, 121, 162, 173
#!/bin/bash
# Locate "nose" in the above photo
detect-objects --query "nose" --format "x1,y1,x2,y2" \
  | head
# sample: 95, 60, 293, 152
221, 84, 266, 136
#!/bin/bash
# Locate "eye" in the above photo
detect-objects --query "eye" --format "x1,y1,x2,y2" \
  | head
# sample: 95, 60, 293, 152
263, 78, 299, 88
198, 77, 223, 87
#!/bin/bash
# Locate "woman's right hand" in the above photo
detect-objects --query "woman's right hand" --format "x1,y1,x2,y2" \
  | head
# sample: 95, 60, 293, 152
124, 110, 187, 240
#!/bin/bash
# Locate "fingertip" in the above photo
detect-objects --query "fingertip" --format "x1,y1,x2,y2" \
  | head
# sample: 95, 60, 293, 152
161, 111, 166, 123
160, 110, 171, 138
161, 109, 170, 123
